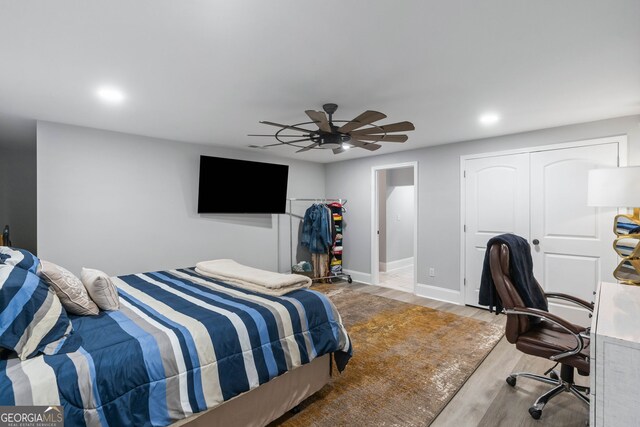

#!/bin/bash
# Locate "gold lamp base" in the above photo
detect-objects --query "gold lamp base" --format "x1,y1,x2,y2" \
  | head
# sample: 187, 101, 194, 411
613, 208, 640, 285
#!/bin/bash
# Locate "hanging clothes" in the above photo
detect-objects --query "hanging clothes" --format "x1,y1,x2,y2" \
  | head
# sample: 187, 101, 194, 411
311, 253, 330, 280
301, 203, 333, 254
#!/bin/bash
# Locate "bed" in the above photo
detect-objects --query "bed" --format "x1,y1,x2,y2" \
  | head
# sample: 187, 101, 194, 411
0, 266, 352, 426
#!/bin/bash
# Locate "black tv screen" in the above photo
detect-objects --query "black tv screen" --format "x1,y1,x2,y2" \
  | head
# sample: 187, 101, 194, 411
197, 156, 289, 214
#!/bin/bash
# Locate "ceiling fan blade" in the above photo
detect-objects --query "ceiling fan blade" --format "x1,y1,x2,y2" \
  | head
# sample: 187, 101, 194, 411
260, 121, 316, 134
350, 134, 408, 143
305, 110, 332, 133
337, 110, 387, 133
351, 121, 415, 135
248, 142, 286, 148
284, 138, 312, 144
248, 134, 311, 137
296, 142, 319, 153
349, 138, 381, 151
332, 147, 346, 154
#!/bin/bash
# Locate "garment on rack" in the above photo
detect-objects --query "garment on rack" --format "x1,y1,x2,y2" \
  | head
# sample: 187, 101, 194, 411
312, 253, 329, 280
301, 204, 333, 254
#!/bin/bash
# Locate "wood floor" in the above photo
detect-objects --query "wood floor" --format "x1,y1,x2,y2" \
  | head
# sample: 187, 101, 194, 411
377, 264, 414, 292
340, 282, 589, 427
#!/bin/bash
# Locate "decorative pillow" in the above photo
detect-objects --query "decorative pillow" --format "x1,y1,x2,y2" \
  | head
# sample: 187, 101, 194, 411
0, 264, 73, 360
39, 260, 99, 316
0, 246, 41, 275
81, 268, 120, 311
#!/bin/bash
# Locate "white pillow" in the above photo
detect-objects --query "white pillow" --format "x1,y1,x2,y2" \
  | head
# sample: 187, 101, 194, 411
40, 260, 99, 316
81, 268, 120, 311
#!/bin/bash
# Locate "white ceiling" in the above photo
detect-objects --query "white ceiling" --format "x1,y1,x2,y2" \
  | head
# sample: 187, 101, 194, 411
0, 1, 638, 163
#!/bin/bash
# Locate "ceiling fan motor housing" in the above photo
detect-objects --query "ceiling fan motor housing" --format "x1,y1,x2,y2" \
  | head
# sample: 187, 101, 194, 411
311, 131, 350, 148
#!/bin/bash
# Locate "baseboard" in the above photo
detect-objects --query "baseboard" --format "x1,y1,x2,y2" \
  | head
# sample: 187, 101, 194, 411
343, 269, 371, 285
415, 283, 461, 305
380, 257, 413, 272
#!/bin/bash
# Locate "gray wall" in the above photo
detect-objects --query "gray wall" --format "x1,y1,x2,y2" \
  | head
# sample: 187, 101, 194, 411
385, 167, 414, 263
0, 116, 37, 253
326, 115, 640, 291
37, 121, 326, 276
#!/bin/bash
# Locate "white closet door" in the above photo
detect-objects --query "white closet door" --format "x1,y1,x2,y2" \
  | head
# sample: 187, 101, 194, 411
464, 153, 530, 307
530, 143, 619, 326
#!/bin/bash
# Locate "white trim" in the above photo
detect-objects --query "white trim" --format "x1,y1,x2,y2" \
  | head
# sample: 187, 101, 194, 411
343, 269, 371, 285
380, 257, 414, 272
371, 162, 419, 291
460, 135, 628, 162
415, 283, 461, 305
459, 135, 629, 305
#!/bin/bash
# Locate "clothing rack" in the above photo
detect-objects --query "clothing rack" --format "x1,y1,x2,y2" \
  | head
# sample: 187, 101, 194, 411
286, 198, 352, 284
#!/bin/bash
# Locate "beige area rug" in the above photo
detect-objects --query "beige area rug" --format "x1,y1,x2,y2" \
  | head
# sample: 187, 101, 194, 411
273, 284, 504, 426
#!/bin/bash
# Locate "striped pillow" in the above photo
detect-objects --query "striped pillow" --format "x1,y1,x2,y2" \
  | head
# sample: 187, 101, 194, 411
0, 264, 73, 360
0, 246, 41, 275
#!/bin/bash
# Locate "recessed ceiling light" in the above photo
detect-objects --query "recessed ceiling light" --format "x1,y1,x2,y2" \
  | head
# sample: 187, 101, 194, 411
96, 86, 125, 104
479, 112, 500, 126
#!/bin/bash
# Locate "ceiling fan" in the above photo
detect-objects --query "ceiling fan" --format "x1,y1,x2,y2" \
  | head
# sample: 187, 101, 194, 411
248, 103, 415, 154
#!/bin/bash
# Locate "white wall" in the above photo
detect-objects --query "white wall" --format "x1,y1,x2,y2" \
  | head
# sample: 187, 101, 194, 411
37, 122, 326, 276
385, 168, 414, 264
377, 170, 387, 264
326, 115, 640, 295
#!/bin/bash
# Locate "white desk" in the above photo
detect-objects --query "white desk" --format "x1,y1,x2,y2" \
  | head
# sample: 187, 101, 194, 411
591, 281, 640, 426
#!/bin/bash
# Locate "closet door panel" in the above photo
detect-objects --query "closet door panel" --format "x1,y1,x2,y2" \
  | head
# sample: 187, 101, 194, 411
463, 153, 530, 307
530, 143, 619, 326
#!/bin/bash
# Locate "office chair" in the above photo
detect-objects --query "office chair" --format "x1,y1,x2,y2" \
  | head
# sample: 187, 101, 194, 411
489, 242, 592, 420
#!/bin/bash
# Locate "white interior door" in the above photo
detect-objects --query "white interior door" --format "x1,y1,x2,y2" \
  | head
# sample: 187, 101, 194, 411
530, 143, 619, 326
464, 153, 530, 306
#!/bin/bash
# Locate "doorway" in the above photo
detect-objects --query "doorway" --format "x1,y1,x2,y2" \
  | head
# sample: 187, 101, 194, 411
371, 162, 418, 292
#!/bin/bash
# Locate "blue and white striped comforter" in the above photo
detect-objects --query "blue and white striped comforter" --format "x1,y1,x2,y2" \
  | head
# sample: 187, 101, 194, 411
0, 268, 352, 426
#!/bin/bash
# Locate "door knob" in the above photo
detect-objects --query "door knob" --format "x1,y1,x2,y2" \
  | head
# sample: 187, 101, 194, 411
532, 239, 540, 245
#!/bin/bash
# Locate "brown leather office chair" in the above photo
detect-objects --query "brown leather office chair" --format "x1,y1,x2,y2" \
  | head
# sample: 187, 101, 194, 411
489, 242, 593, 420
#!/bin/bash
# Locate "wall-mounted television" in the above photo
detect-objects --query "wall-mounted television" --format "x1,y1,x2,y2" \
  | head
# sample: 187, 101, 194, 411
197, 156, 289, 214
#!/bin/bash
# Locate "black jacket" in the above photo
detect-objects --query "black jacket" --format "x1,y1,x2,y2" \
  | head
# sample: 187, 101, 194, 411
478, 234, 548, 315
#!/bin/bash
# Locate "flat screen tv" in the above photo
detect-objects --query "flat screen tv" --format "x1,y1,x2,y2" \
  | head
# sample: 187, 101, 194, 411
197, 156, 289, 214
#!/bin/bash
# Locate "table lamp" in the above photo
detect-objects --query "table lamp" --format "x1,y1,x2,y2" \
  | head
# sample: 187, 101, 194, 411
588, 166, 640, 285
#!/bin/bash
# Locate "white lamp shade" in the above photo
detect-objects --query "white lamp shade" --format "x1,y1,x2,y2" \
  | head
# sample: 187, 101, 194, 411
588, 166, 640, 207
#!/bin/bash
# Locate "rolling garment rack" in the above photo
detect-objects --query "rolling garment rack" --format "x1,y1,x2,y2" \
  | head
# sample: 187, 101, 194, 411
287, 198, 352, 284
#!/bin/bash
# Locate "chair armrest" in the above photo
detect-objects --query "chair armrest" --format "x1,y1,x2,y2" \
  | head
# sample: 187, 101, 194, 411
509, 307, 585, 335
545, 292, 594, 312
505, 306, 588, 361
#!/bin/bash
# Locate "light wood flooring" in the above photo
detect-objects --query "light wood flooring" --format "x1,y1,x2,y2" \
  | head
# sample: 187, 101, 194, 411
377, 264, 414, 292
337, 281, 589, 427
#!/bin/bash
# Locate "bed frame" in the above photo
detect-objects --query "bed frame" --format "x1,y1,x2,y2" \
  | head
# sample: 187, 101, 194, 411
172, 353, 331, 427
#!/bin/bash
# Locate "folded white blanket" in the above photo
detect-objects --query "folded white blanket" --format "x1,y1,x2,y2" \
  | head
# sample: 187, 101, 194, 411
195, 259, 312, 296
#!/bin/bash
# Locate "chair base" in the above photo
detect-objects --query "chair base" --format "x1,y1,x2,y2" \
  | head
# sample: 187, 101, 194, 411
506, 364, 589, 420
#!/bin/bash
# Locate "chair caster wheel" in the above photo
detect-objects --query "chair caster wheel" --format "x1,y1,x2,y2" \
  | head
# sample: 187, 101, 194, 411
529, 407, 542, 420
506, 376, 517, 387
550, 371, 559, 380
347, 276, 352, 283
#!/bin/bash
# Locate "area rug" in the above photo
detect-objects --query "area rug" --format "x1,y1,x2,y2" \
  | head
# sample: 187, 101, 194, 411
273, 284, 504, 426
